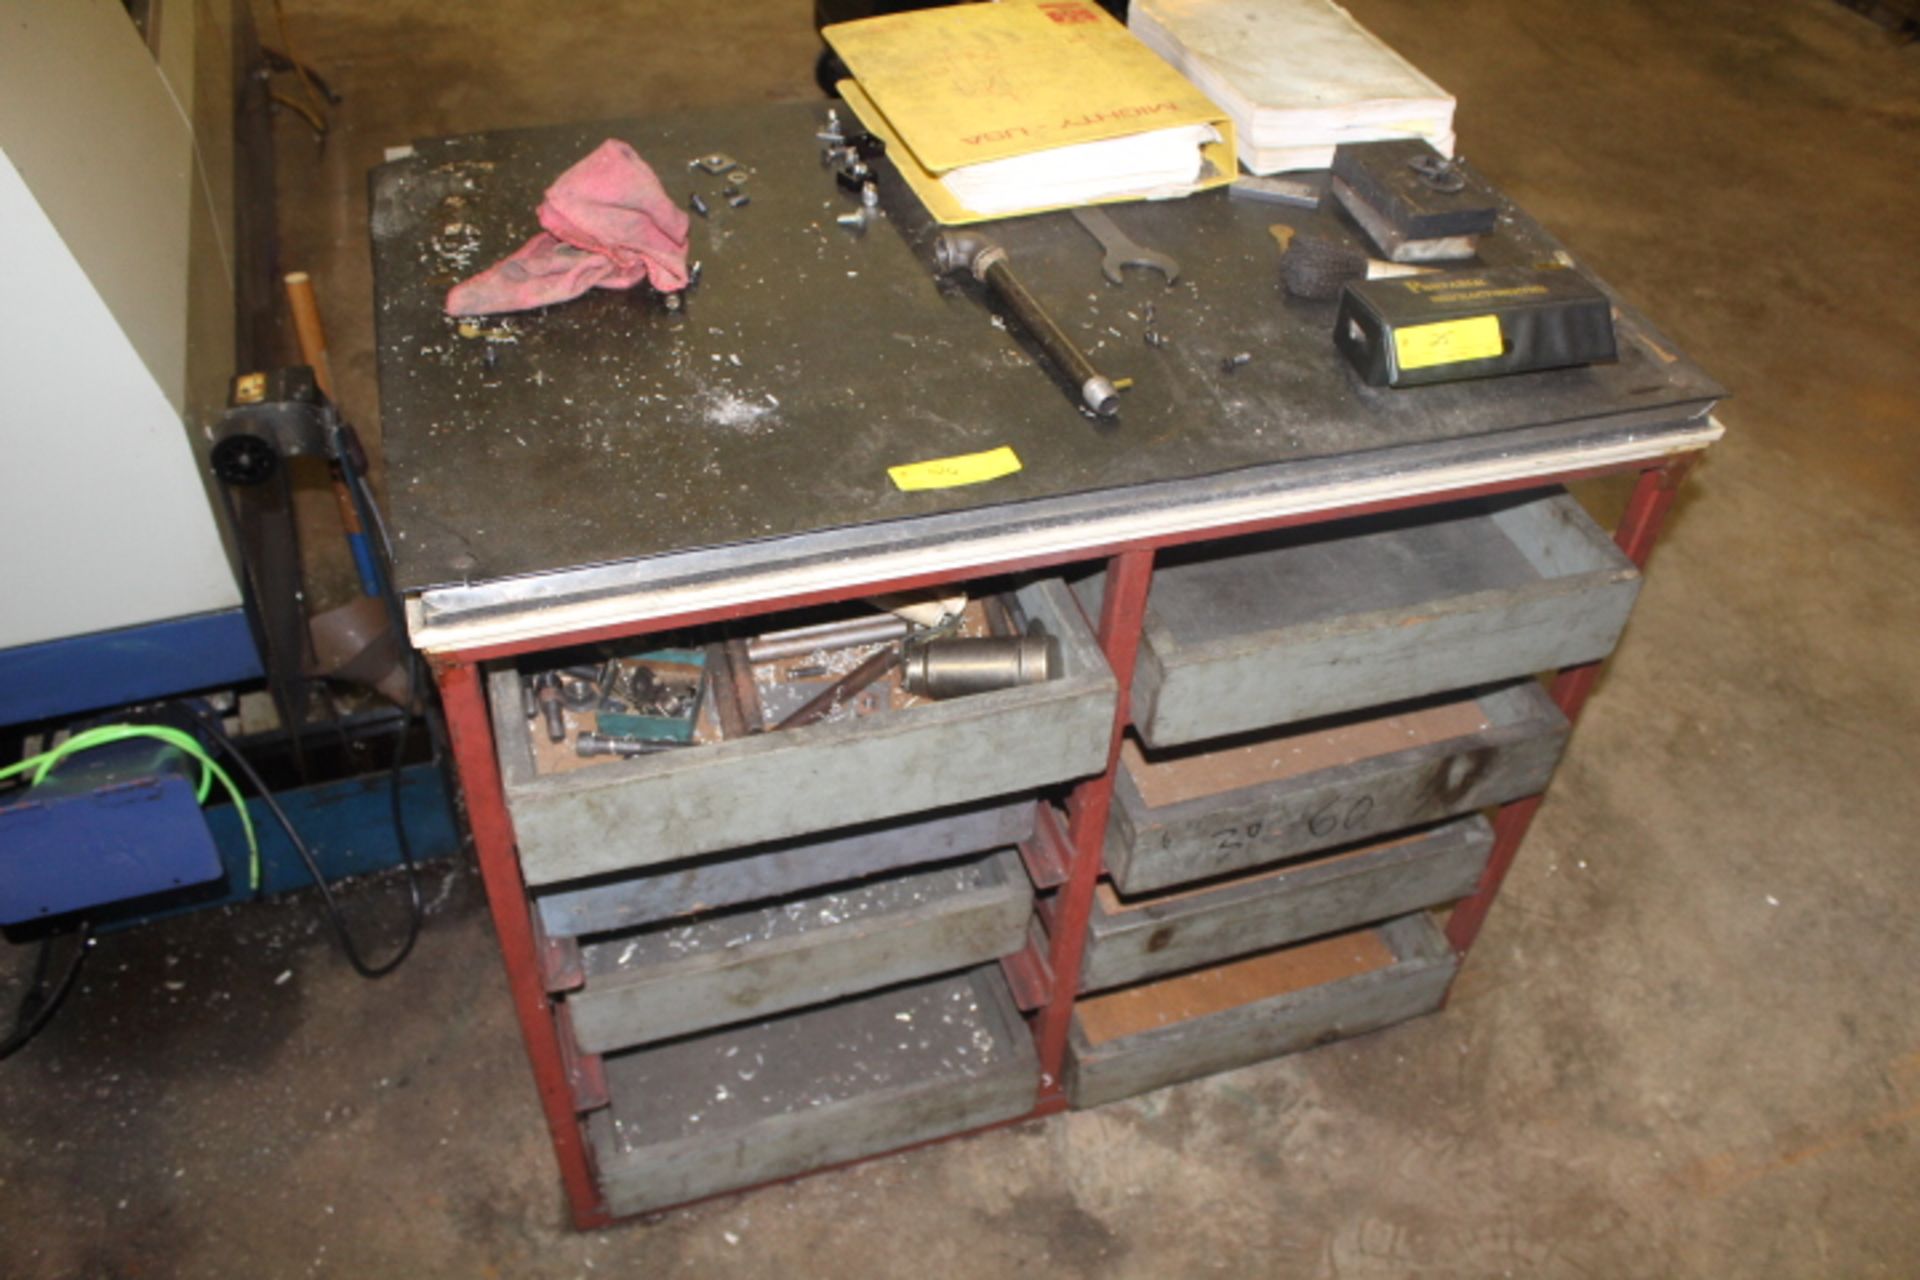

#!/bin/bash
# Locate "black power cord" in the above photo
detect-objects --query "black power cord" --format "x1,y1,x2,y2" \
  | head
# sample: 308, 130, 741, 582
0, 922, 94, 1062
189, 692, 423, 980
185, 407, 432, 981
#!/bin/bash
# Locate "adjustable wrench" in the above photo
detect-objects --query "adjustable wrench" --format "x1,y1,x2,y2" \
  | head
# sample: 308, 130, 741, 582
1071, 206, 1180, 286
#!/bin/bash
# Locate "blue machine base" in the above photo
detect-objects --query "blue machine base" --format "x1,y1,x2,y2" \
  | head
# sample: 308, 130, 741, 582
101, 762, 461, 931
0, 773, 225, 924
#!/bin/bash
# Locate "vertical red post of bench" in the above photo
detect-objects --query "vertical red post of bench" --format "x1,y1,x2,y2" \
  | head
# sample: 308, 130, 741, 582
435, 657, 611, 1229
1445, 455, 1699, 958
1034, 548, 1155, 1096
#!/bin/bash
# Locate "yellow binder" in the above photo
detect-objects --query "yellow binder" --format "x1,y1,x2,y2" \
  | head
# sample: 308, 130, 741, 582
826, 0, 1235, 224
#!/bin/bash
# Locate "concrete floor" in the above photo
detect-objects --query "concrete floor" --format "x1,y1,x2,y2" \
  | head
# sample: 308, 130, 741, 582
5, 1, 1919, 1275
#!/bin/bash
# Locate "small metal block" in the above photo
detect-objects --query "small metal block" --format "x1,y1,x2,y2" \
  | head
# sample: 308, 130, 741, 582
691, 153, 740, 174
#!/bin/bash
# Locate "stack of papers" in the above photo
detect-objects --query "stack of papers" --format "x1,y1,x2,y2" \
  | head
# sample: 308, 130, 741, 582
1129, 0, 1456, 175
941, 122, 1226, 216
825, 0, 1236, 223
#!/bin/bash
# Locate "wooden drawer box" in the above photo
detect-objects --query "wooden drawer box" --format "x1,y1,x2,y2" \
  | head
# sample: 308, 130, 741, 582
491, 578, 1116, 887
1082, 814, 1491, 993
1077, 489, 1637, 749
567, 849, 1032, 1053
1066, 913, 1455, 1109
533, 798, 1034, 939
1107, 680, 1566, 894
587, 967, 1037, 1217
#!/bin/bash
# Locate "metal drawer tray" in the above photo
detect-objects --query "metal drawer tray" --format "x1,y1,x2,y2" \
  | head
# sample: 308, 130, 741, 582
533, 798, 1034, 939
1082, 814, 1491, 993
1107, 680, 1566, 895
492, 577, 1115, 886
587, 966, 1037, 1217
566, 849, 1033, 1053
1077, 489, 1637, 748
1066, 913, 1455, 1109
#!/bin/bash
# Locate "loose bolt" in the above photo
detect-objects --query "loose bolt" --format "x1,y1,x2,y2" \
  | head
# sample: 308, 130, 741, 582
1220, 351, 1252, 372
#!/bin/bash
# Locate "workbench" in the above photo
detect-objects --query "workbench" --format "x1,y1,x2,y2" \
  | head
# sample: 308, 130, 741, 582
371, 103, 1723, 1227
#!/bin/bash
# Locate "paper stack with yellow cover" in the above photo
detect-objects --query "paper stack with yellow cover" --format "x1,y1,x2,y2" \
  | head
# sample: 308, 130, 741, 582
823, 0, 1236, 224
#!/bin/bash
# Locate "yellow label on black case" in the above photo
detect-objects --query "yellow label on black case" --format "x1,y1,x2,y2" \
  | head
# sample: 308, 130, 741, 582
1394, 315, 1504, 370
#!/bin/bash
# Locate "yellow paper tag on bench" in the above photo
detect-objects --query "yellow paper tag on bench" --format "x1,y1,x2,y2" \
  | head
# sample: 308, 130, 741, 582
1393, 315, 1504, 370
889, 446, 1023, 492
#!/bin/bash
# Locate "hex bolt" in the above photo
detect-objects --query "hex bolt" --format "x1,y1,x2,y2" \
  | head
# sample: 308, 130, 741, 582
533, 673, 566, 743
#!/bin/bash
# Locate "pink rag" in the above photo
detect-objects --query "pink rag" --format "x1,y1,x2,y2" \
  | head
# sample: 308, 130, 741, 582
445, 139, 692, 316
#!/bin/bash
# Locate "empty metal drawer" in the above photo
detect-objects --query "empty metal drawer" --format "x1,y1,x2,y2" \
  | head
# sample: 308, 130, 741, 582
1077, 489, 1637, 748
491, 578, 1116, 886
533, 798, 1035, 939
1082, 815, 1491, 993
566, 849, 1033, 1053
1107, 680, 1566, 894
1066, 913, 1456, 1109
587, 966, 1037, 1217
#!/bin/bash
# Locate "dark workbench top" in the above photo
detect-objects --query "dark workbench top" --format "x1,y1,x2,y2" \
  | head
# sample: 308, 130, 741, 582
370, 104, 1721, 604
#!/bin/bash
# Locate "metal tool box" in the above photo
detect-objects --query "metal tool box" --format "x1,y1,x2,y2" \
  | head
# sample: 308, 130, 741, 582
1080, 815, 1492, 993
587, 966, 1037, 1217
532, 798, 1036, 940
488, 578, 1115, 886
1065, 913, 1457, 1109
566, 849, 1032, 1052
1105, 681, 1568, 894
1078, 490, 1639, 750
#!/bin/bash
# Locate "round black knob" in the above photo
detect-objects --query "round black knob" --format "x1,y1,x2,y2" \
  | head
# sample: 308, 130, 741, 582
211, 433, 278, 486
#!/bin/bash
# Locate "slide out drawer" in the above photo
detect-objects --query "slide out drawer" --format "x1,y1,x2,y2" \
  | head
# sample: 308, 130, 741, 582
1082, 815, 1491, 993
533, 798, 1034, 939
1107, 680, 1566, 895
587, 967, 1037, 1217
1066, 913, 1455, 1110
566, 849, 1032, 1053
1076, 489, 1637, 748
492, 578, 1115, 886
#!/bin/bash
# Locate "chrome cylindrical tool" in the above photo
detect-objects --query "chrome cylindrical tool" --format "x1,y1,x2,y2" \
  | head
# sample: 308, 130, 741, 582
575, 733, 690, 758
747, 615, 913, 662
901, 635, 1059, 699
